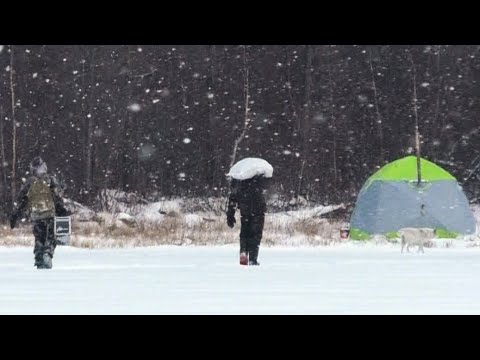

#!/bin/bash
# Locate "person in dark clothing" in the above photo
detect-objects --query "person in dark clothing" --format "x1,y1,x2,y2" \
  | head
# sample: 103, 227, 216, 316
10, 157, 70, 269
227, 175, 268, 266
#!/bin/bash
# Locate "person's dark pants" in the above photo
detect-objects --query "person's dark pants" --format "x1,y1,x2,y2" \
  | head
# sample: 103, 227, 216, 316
33, 218, 56, 266
239, 212, 265, 264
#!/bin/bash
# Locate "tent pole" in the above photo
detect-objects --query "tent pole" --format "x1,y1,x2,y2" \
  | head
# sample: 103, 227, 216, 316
416, 126, 421, 186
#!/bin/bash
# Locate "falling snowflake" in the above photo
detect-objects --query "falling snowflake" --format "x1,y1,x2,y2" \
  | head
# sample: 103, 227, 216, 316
283, 150, 292, 155
207, 92, 214, 99
357, 95, 368, 103
160, 88, 170, 97
183, 138, 191, 144
128, 103, 141, 112
32, 73, 38, 78
138, 144, 156, 160
313, 114, 326, 124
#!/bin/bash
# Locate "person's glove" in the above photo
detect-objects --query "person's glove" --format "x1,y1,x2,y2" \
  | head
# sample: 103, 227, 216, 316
56, 206, 71, 217
10, 212, 18, 229
227, 214, 236, 228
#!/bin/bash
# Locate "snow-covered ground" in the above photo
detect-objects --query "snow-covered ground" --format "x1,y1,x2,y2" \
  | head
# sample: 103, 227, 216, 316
2, 243, 480, 314
3, 197, 480, 314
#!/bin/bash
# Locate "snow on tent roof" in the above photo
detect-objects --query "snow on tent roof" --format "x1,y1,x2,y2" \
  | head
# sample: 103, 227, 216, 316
227, 158, 273, 180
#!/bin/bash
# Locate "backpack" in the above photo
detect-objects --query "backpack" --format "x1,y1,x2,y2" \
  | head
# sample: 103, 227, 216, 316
27, 176, 55, 220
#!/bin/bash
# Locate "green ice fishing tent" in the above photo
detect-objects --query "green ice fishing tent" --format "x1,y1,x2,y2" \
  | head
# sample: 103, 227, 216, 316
349, 156, 476, 240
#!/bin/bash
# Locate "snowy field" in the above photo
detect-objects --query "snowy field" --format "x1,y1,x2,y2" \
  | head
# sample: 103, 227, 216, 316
2, 243, 480, 314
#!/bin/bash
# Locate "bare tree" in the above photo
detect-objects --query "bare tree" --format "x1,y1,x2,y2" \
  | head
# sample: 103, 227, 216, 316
296, 45, 314, 198
327, 48, 338, 190
10, 45, 17, 204
434, 46, 444, 134
368, 49, 384, 163
229, 45, 251, 170
86, 50, 96, 199
207, 45, 220, 188
302, 45, 313, 139
0, 105, 6, 206
409, 51, 422, 185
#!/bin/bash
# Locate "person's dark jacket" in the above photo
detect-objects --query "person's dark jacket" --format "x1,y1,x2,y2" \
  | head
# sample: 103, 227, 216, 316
227, 175, 267, 227
10, 175, 69, 229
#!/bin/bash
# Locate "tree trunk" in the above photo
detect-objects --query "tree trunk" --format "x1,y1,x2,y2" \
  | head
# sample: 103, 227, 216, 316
207, 45, 219, 190
10, 45, 17, 204
86, 50, 96, 202
409, 51, 422, 185
0, 105, 7, 209
368, 49, 384, 163
296, 45, 314, 198
229, 45, 250, 170
327, 49, 338, 191
302, 45, 313, 140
